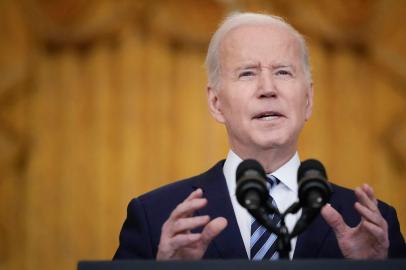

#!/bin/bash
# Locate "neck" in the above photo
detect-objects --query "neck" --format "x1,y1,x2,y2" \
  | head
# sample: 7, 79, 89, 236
231, 145, 296, 173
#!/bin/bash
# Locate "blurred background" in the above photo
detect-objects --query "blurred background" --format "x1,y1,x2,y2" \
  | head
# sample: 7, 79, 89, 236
0, 0, 405, 269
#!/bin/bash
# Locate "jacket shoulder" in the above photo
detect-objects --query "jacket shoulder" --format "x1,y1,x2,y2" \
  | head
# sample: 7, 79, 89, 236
137, 160, 225, 206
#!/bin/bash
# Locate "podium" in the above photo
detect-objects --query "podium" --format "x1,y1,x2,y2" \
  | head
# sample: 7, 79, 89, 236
78, 259, 406, 270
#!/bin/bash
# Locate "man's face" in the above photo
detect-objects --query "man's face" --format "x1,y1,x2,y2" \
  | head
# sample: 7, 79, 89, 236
208, 24, 313, 156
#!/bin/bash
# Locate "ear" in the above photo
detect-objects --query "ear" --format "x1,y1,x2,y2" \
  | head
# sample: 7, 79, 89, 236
304, 82, 313, 121
207, 86, 225, 123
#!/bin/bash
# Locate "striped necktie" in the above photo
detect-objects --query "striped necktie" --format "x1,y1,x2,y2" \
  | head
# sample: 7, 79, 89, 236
250, 175, 280, 260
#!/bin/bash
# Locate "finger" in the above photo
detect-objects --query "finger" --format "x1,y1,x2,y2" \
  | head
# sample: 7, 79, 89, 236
169, 189, 205, 220
169, 215, 210, 235
362, 184, 378, 205
170, 198, 208, 220
355, 186, 378, 212
361, 220, 389, 247
354, 202, 384, 226
185, 188, 203, 202
159, 233, 202, 257
201, 217, 228, 245
321, 204, 348, 238
170, 233, 202, 249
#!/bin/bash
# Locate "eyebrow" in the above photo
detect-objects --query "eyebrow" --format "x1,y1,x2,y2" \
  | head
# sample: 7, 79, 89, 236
271, 64, 295, 70
232, 63, 297, 75
235, 63, 295, 71
235, 63, 261, 71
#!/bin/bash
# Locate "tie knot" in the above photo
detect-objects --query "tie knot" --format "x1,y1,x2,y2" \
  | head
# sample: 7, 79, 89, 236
267, 175, 280, 189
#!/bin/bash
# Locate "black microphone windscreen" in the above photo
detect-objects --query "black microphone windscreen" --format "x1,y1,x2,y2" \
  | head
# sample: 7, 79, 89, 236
236, 159, 266, 181
298, 159, 327, 180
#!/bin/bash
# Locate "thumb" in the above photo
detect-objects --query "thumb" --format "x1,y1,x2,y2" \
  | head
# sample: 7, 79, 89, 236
201, 217, 228, 245
321, 203, 348, 238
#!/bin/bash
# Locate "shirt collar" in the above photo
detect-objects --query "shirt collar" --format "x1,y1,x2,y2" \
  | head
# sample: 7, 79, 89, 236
223, 150, 300, 196
267, 152, 300, 193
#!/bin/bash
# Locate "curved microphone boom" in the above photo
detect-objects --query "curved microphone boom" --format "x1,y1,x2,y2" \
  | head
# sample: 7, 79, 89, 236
291, 159, 332, 237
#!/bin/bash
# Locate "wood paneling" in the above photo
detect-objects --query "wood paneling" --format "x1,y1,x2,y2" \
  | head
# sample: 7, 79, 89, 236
0, 1, 405, 269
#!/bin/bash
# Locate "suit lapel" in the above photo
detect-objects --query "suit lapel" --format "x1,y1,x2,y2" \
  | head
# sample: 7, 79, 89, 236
194, 161, 247, 259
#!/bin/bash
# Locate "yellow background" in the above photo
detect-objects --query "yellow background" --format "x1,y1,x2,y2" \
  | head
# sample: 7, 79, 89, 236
0, 0, 405, 269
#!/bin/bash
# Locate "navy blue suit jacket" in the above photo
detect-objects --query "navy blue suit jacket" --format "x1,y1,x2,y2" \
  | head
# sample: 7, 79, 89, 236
114, 161, 406, 259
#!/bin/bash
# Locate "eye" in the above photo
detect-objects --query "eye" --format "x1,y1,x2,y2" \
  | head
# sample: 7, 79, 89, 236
275, 69, 292, 77
238, 70, 256, 79
275, 69, 293, 77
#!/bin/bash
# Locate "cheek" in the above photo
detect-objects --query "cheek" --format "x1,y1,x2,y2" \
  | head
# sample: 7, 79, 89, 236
217, 93, 232, 115
288, 94, 308, 122
219, 90, 242, 114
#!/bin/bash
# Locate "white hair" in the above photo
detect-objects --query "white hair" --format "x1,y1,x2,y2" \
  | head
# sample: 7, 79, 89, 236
205, 12, 312, 89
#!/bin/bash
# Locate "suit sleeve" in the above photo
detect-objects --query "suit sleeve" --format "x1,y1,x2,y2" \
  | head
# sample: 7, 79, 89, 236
113, 198, 155, 259
384, 205, 406, 258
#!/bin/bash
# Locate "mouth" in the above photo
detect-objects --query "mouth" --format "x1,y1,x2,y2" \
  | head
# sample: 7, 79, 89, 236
253, 111, 285, 121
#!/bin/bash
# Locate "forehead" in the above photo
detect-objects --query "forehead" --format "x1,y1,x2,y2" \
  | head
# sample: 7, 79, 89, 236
219, 23, 302, 68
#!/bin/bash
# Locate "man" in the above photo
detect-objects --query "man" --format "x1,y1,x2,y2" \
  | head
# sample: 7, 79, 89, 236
114, 12, 405, 260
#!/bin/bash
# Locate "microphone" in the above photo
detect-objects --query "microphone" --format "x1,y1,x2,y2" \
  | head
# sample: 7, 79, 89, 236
291, 159, 332, 237
235, 159, 268, 211
298, 159, 332, 209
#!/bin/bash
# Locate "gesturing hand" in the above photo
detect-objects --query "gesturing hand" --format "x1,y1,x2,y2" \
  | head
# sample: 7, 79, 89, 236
321, 184, 389, 259
156, 188, 228, 260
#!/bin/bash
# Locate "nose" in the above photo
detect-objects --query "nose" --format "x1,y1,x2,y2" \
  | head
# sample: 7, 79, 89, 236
257, 69, 277, 98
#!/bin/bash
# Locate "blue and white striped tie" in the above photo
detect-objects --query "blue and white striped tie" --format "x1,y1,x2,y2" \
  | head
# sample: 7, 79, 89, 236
250, 175, 280, 260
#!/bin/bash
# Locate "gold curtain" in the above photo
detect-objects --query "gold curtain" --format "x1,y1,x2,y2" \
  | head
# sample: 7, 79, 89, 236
0, 0, 405, 270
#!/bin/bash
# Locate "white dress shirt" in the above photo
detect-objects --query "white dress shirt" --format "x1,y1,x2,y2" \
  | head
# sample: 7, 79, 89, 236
223, 150, 301, 259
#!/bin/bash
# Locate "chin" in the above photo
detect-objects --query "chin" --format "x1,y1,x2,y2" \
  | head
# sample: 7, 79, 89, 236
253, 131, 289, 146
253, 138, 286, 150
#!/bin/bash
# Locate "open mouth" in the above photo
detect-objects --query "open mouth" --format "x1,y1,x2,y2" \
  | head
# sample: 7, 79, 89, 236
253, 111, 284, 121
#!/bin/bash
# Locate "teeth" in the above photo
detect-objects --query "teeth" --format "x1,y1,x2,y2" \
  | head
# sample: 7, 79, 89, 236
259, 116, 278, 121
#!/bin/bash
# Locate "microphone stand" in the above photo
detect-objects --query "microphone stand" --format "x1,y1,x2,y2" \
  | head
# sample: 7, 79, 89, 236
276, 217, 290, 259
250, 200, 303, 259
